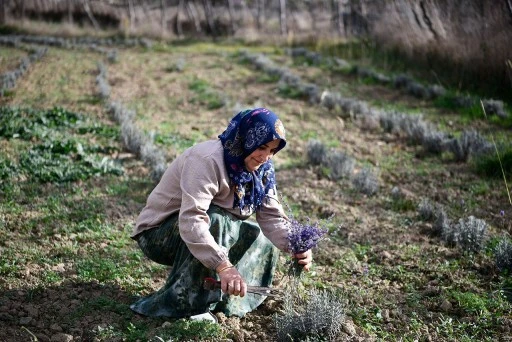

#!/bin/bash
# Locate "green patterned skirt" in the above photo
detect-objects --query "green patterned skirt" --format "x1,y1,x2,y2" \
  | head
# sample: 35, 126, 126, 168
130, 205, 280, 318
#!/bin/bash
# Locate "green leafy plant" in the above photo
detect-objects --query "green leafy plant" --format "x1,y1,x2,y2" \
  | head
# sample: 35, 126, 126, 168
153, 319, 223, 341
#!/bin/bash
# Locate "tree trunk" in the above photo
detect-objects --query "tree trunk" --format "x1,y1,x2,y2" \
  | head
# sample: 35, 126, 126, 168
506, 0, 512, 20
20, 0, 25, 21
227, 0, 236, 34
176, 0, 184, 37
186, 1, 202, 33
161, 0, 166, 33
202, 0, 215, 35
0, 0, 7, 25
279, 0, 287, 36
128, 0, 135, 32
256, 0, 265, 30
67, 0, 73, 24
308, 1, 316, 31
336, 0, 343, 35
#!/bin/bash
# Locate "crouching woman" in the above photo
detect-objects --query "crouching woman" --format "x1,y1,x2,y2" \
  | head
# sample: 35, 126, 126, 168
130, 108, 312, 319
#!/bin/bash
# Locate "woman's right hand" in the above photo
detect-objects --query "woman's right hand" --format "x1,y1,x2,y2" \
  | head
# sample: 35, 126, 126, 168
216, 262, 247, 297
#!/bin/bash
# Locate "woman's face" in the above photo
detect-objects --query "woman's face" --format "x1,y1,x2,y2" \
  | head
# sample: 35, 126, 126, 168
244, 139, 281, 172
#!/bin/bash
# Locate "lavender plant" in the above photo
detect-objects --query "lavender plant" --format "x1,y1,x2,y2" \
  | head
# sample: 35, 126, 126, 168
274, 288, 345, 342
433, 208, 451, 236
418, 198, 436, 221
441, 216, 487, 253
352, 167, 379, 196
482, 99, 507, 119
495, 238, 512, 274
325, 151, 355, 180
422, 131, 450, 155
446, 130, 492, 162
306, 140, 327, 165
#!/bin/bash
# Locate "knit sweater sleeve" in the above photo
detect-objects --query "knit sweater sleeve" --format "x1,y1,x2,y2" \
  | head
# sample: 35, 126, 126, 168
255, 187, 291, 252
178, 152, 229, 270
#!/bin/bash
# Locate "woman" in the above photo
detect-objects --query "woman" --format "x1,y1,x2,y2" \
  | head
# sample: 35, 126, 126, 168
130, 107, 313, 320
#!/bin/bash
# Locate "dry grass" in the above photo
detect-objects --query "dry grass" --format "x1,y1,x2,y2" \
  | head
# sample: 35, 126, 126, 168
369, 1, 511, 96
5, 48, 103, 117
0, 46, 27, 74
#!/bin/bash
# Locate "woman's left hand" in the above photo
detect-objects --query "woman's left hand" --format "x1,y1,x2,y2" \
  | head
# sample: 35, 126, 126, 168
293, 249, 313, 271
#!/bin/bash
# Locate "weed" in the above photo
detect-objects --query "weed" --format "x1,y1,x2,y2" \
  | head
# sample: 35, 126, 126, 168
451, 291, 489, 316
391, 198, 416, 212
125, 322, 148, 342
188, 77, 225, 109
256, 73, 281, 83
277, 82, 305, 100
153, 319, 223, 341
0, 106, 123, 183
76, 258, 125, 283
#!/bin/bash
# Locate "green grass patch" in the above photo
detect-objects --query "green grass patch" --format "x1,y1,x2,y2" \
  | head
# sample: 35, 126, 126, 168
277, 83, 305, 100
153, 319, 224, 341
473, 147, 512, 180
188, 77, 225, 110
0, 106, 123, 184
256, 73, 281, 83
389, 197, 416, 212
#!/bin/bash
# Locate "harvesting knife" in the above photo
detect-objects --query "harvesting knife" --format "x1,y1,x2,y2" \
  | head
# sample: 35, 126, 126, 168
203, 277, 282, 297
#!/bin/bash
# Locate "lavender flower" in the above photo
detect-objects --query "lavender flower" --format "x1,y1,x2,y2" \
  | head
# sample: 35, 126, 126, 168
287, 218, 328, 254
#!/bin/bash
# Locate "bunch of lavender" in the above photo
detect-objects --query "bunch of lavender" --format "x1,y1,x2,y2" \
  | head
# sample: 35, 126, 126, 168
287, 218, 328, 277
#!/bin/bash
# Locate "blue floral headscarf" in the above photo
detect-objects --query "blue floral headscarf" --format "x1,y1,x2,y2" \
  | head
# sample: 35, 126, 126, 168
218, 108, 286, 211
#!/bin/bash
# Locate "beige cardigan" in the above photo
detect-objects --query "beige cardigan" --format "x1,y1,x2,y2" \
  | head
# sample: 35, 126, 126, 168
133, 139, 290, 270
